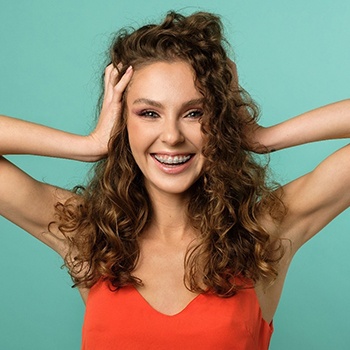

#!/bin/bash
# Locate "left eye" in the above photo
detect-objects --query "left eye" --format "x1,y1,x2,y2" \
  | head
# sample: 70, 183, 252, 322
186, 110, 203, 118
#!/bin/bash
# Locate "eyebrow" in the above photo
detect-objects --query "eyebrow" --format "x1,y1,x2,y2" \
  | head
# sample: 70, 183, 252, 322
132, 98, 204, 108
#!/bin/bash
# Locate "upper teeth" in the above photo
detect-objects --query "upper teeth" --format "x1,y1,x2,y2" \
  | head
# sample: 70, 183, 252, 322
154, 155, 191, 164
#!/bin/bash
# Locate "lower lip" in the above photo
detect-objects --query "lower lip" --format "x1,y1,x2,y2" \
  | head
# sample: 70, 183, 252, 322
151, 155, 194, 175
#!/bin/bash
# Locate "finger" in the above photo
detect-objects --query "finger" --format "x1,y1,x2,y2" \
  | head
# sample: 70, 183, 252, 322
112, 66, 133, 103
104, 65, 120, 103
104, 64, 114, 85
105, 63, 123, 86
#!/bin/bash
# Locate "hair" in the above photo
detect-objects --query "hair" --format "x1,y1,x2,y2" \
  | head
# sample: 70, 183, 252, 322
53, 11, 286, 297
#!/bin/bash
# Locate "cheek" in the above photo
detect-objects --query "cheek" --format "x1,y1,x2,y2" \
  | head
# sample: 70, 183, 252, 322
188, 127, 205, 150
126, 118, 142, 150
126, 119, 157, 165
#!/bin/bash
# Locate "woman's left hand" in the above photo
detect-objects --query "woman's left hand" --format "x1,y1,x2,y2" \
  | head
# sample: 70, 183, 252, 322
227, 58, 268, 153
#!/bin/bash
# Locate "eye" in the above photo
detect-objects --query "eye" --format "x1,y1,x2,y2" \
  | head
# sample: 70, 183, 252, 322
138, 110, 159, 118
186, 110, 203, 119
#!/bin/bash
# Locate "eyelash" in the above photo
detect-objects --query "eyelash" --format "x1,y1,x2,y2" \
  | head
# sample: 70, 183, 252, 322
186, 110, 203, 119
138, 110, 159, 118
137, 110, 203, 119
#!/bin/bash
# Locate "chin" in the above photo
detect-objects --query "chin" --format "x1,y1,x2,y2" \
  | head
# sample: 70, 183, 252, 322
146, 179, 197, 197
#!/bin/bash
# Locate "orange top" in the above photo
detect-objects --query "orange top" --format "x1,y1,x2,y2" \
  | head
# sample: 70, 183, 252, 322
82, 280, 272, 350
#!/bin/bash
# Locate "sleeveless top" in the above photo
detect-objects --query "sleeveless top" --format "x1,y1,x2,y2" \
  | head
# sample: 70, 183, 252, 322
82, 279, 272, 349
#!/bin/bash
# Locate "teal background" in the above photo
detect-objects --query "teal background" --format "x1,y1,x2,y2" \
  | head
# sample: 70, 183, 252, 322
1, 0, 349, 349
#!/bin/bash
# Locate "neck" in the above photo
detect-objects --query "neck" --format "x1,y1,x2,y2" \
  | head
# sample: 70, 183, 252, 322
145, 189, 195, 243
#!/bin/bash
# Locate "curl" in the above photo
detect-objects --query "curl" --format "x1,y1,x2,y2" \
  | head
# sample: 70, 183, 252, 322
53, 11, 286, 295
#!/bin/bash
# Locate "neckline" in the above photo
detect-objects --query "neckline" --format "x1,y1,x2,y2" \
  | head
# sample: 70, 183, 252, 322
131, 285, 204, 317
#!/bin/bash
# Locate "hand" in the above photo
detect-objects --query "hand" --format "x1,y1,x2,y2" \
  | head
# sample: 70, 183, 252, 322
88, 64, 133, 159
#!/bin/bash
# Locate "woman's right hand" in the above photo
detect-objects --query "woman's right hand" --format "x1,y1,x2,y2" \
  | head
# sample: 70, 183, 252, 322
88, 64, 133, 159
0, 65, 133, 164
0, 64, 134, 258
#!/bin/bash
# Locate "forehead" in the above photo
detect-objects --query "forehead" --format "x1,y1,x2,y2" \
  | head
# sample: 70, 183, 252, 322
126, 61, 203, 104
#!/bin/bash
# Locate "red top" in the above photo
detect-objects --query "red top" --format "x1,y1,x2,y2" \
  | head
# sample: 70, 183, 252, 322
82, 280, 273, 350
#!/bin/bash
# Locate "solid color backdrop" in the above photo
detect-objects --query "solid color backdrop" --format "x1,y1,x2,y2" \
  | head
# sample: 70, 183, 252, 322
1, 1, 349, 349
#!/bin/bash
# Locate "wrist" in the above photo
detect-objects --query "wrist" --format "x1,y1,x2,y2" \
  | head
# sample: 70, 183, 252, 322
79, 134, 107, 162
247, 125, 276, 154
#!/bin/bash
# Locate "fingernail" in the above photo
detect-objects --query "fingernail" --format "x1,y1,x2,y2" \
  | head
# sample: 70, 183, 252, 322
126, 65, 133, 73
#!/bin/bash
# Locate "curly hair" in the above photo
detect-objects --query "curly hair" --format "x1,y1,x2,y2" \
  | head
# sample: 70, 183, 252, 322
54, 11, 286, 296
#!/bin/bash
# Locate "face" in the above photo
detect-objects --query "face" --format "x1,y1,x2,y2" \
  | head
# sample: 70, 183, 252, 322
126, 61, 205, 198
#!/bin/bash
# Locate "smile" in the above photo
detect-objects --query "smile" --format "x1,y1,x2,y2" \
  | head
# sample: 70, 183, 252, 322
153, 154, 192, 165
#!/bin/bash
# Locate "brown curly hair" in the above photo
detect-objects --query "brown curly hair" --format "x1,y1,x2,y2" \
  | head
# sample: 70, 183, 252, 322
54, 11, 286, 296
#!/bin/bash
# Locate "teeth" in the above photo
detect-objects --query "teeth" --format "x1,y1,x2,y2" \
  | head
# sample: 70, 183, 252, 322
154, 154, 191, 165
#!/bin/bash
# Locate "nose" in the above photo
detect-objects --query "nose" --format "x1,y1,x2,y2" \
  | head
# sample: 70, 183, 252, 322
160, 118, 185, 146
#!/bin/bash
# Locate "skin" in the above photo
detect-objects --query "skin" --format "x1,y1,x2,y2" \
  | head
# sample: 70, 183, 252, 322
1, 60, 350, 325
126, 61, 206, 314
126, 62, 205, 196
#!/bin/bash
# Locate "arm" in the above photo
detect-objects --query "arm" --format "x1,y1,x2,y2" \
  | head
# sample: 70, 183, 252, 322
254, 94, 350, 248
231, 60, 349, 248
0, 65, 133, 162
229, 58, 350, 247
278, 142, 350, 250
229, 59, 350, 152
0, 65, 133, 255
253, 94, 350, 247
254, 99, 350, 152
0, 156, 70, 255
0, 116, 99, 162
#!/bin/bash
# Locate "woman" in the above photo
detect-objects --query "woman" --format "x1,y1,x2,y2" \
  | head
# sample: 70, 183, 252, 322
1, 11, 349, 349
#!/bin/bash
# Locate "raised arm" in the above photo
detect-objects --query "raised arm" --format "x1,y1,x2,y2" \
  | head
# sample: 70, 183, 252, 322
257, 99, 350, 249
0, 65, 133, 162
254, 99, 350, 152
230, 59, 350, 153
0, 65, 133, 255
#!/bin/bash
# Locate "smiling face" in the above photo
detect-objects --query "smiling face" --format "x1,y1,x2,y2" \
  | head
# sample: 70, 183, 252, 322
125, 61, 205, 199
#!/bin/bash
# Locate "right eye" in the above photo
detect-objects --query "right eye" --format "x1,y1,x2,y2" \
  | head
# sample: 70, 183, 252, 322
138, 110, 159, 118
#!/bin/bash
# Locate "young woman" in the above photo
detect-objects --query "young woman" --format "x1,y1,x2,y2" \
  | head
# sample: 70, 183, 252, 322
1, 11, 349, 349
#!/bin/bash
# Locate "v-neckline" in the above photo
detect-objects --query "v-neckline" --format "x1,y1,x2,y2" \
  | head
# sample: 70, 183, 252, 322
131, 285, 204, 317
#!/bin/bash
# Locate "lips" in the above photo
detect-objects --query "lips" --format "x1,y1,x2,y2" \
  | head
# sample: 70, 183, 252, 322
150, 153, 195, 174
